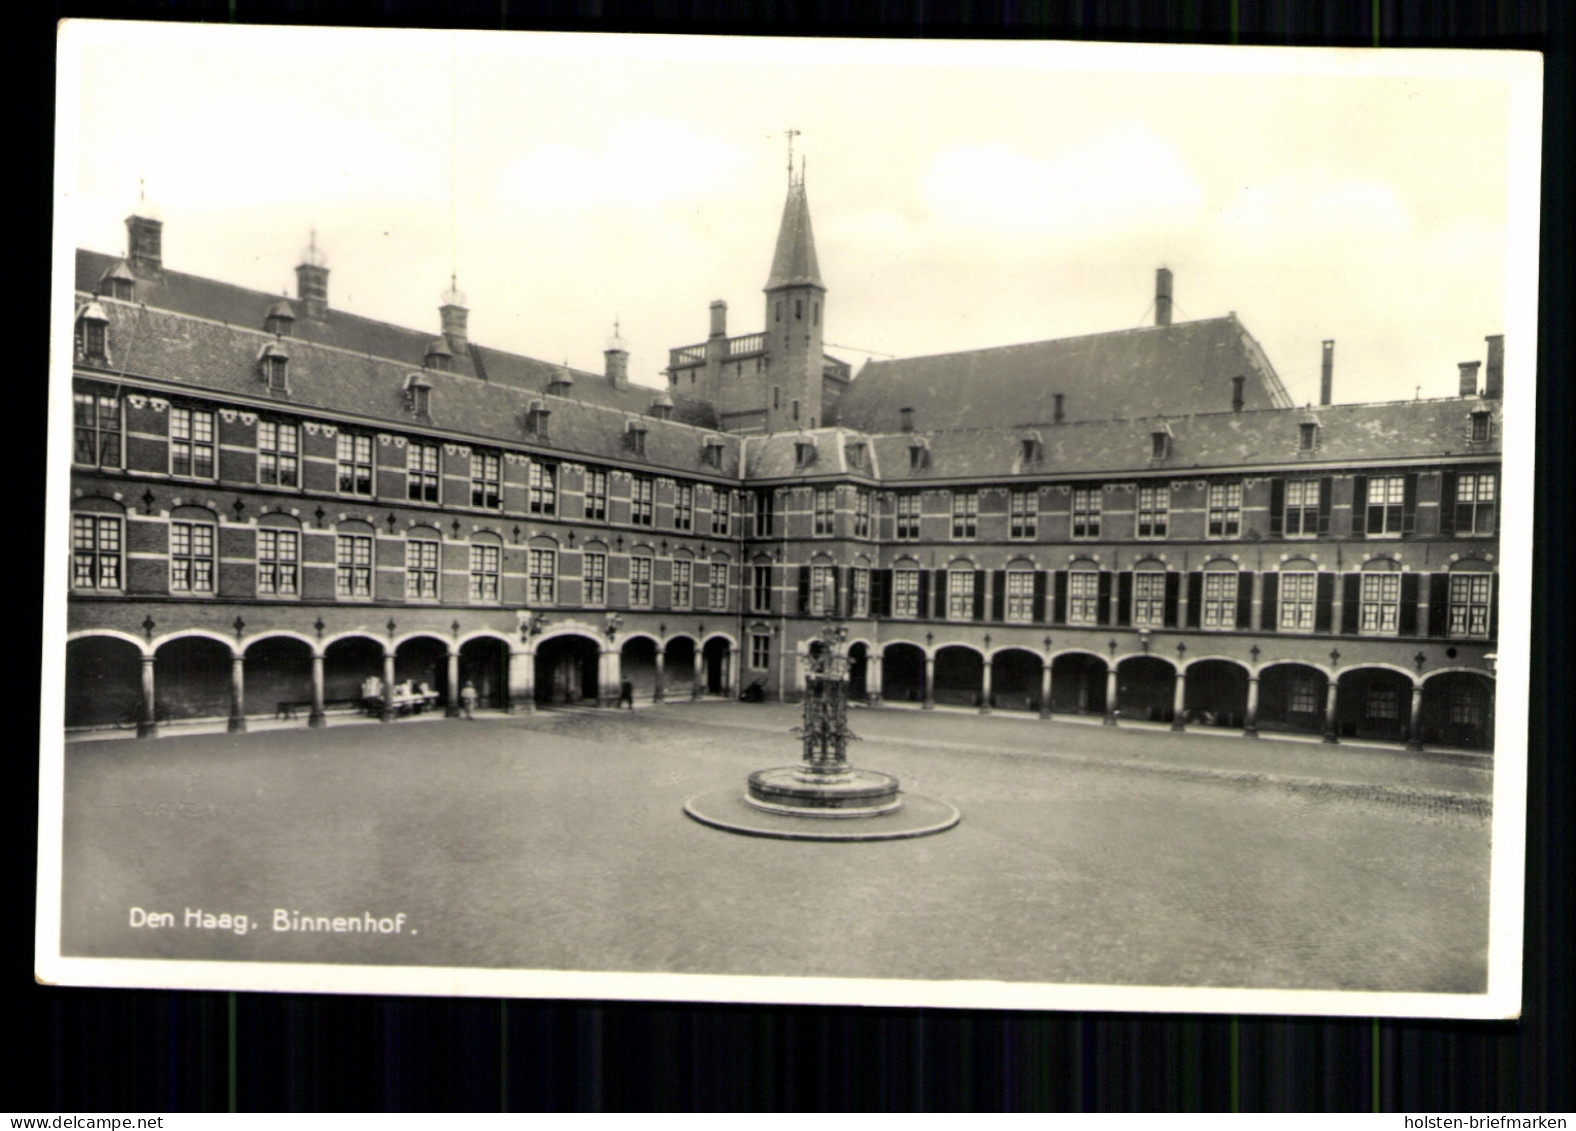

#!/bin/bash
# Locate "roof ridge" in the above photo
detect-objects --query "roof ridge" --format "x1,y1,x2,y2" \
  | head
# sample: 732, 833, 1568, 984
860, 316, 1235, 368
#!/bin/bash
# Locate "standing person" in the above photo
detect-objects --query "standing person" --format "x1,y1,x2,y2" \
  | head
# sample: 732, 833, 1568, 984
619, 677, 635, 710
460, 680, 478, 720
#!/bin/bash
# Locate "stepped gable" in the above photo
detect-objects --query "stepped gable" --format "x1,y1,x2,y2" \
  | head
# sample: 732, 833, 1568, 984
832, 316, 1293, 431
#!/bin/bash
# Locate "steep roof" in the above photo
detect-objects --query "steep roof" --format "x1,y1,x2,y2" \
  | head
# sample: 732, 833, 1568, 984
763, 181, 824, 292
831, 316, 1293, 432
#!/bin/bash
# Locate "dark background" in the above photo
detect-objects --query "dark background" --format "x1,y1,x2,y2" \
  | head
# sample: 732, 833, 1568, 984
18, 0, 1570, 1111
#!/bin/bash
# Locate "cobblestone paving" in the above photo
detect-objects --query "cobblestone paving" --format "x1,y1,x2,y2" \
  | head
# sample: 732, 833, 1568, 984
57, 702, 1491, 993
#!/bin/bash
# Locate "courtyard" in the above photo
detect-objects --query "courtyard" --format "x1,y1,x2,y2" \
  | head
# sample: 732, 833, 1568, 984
56, 701, 1491, 994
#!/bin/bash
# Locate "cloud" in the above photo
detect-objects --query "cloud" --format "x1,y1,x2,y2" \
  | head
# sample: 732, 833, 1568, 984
1212, 170, 1414, 244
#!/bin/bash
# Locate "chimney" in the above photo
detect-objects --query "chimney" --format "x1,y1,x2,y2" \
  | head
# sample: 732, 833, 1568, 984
1320, 340, 1335, 406
126, 214, 163, 276
1458, 361, 1482, 398
1231, 375, 1245, 412
899, 406, 914, 433
709, 300, 727, 339
295, 232, 329, 320
604, 322, 629, 390
440, 282, 468, 355
1484, 335, 1504, 399
1053, 393, 1065, 424
1155, 267, 1173, 328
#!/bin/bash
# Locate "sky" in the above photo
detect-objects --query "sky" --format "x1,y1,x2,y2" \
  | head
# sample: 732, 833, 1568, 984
58, 24, 1540, 408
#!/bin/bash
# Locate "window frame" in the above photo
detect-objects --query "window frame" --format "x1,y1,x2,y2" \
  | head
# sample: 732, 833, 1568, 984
1278, 570, 1318, 632
751, 563, 772, 613
1005, 569, 1035, 624
674, 484, 694, 532
1132, 569, 1167, 628
525, 547, 554, 605
1365, 475, 1406, 537
256, 526, 300, 597
711, 490, 731, 536
1071, 487, 1102, 539
1206, 482, 1243, 538
336, 432, 374, 497
406, 440, 440, 504
72, 388, 122, 469
946, 569, 974, 620
630, 556, 653, 607
471, 450, 503, 511
1359, 570, 1402, 635
1200, 569, 1237, 630
709, 562, 729, 610
583, 551, 607, 607
750, 633, 772, 671
1447, 572, 1493, 638
405, 538, 440, 601
951, 491, 978, 540
813, 488, 835, 537
170, 405, 217, 480
854, 491, 872, 539
584, 469, 609, 522
1283, 478, 1320, 538
1136, 485, 1169, 540
469, 542, 503, 603
169, 519, 216, 594
335, 533, 374, 598
895, 493, 921, 541
71, 513, 122, 591
1454, 471, 1497, 536
1009, 489, 1038, 540
631, 476, 655, 527
892, 569, 921, 618
1066, 569, 1100, 626
672, 559, 693, 609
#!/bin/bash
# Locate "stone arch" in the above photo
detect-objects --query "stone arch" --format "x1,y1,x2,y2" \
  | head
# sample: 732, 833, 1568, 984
700, 635, 732, 695
1334, 664, 1417, 743
153, 633, 234, 721
1256, 662, 1329, 736
1051, 651, 1107, 715
932, 643, 984, 708
65, 627, 148, 656
621, 634, 660, 701
880, 640, 926, 705
990, 646, 1043, 713
534, 632, 601, 705
242, 634, 314, 718
1418, 669, 1496, 750
393, 634, 448, 704
845, 640, 870, 701
1183, 657, 1250, 728
64, 633, 143, 729
1116, 654, 1176, 723
663, 634, 698, 698
459, 635, 509, 710
149, 628, 237, 657
322, 634, 386, 708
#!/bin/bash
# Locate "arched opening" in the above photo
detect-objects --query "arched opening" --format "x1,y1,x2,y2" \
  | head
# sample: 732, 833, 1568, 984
992, 648, 1043, 713
1184, 659, 1249, 728
703, 637, 731, 695
846, 642, 869, 701
394, 636, 448, 709
243, 636, 313, 718
1051, 653, 1106, 715
881, 642, 925, 704
621, 636, 659, 701
933, 645, 983, 707
1257, 663, 1328, 736
154, 636, 233, 721
1420, 671, 1495, 751
1335, 667, 1413, 743
1117, 655, 1175, 723
323, 636, 384, 710
460, 637, 509, 710
534, 634, 600, 705
665, 636, 698, 699
64, 636, 142, 729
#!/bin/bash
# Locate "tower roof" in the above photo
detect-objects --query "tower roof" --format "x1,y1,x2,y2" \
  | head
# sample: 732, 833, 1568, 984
764, 181, 824, 292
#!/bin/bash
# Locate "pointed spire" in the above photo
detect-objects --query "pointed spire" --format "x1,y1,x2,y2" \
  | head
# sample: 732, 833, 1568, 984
764, 177, 824, 292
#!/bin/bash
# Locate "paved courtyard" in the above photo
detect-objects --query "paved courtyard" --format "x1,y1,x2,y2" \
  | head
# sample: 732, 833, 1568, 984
55, 702, 1492, 993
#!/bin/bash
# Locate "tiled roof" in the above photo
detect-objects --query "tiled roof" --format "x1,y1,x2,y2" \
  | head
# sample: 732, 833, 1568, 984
764, 182, 823, 292
831, 316, 1294, 432
742, 428, 883, 480
78, 298, 742, 479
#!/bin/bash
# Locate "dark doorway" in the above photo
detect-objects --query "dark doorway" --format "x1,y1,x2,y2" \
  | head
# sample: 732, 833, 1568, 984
460, 637, 509, 710
933, 645, 983, 707
846, 642, 869, 701
1258, 663, 1328, 736
244, 636, 313, 718
1117, 655, 1175, 723
881, 643, 925, 704
1419, 671, 1495, 750
535, 635, 600, 705
65, 636, 142, 729
992, 649, 1043, 713
1051, 653, 1106, 715
703, 637, 730, 695
1184, 659, 1249, 728
324, 636, 383, 707
154, 636, 233, 721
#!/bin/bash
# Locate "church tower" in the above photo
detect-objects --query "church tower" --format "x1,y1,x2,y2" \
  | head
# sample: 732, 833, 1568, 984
762, 164, 826, 432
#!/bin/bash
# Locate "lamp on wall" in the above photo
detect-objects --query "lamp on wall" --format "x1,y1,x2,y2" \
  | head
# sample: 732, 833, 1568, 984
1137, 628, 1152, 654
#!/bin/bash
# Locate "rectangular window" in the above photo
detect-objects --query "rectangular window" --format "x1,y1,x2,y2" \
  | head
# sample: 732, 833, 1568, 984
528, 461, 556, 516
1207, 483, 1242, 538
335, 534, 372, 597
809, 564, 835, 616
852, 567, 870, 617
751, 633, 771, 671
1470, 413, 1491, 444
471, 452, 502, 510
892, 570, 920, 618
71, 514, 121, 589
1133, 572, 1166, 627
709, 563, 728, 610
1450, 685, 1486, 726
256, 528, 299, 596
951, 491, 978, 540
1201, 572, 1236, 629
632, 477, 655, 526
1283, 479, 1320, 537
1448, 573, 1493, 637
169, 521, 215, 593
470, 544, 502, 602
673, 560, 692, 608
674, 484, 693, 532
1367, 685, 1399, 720
814, 488, 835, 537
946, 570, 973, 619
895, 494, 921, 541
405, 539, 438, 600
1360, 572, 1401, 633
524, 548, 553, 605
1006, 571, 1034, 623
1366, 476, 1406, 535
1010, 490, 1038, 540
630, 558, 653, 607
406, 441, 440, 503
170, 407, 216, 479
1278, 572, 1317, 631
752, 564, 772, 613
256, 420, 300, 489
1455, 472, 1496, 535
711, 491, 731, 536
336, 433, 373, 496
754, 491, 774, 538
1290, 676, 1320, 715
583, 552, 607, 606
854, 491, 872, 538
73, 390, 122, 468
584, 469, 608, 521
1067, 571, 1100, 625
1072, 487, 1101, 538
1137, 485, 1169, 539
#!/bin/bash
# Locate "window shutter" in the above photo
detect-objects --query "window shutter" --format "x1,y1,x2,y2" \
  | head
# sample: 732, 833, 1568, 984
1096, 571, 1113, 625
1186, 571, 1203, 629
1399, 572, 1421, 636
1350, 475, 1368, 536
972, 570, 987, 622
1315, 572, 1335, 633
1490, 574, 1500, 639
873, 569, 890, 617
1317, 477, 1333, 535
1236, 571, 1254, 629
833, 567, 845, 618
1163, 571, 1180, 628
1116, 571, 1133, 627
1052, 570, 1068, 624
1340, 573, 1362, 635
1032, 571, 1048, 623
992, 570, 1006, 622
796, 566, 811, 615
1261, 573, 1279, 631
1427, 573, 1451, 637
1438, 471, 1458, 536
916, 570, 930, 619
1269, 478, 1285, 537
933, 570, 948, 619
1402, 473, 1419, 536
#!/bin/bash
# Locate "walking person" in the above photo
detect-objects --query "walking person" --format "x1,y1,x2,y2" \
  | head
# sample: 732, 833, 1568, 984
619, 677, 635, 710
460, 680, 478, 720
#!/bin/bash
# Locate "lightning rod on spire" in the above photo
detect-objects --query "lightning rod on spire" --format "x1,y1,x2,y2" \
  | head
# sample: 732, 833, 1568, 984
785, 129, 801, 186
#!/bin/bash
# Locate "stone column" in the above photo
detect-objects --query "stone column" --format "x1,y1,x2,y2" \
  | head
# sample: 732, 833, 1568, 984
867, 652, 883, 707
1103, 665, 1119, 726
1323, 678, 1340, 744
979, 657, 993, 714
228, 652, 246, 734
653, 647, 666, 703
692, 648, 704, 700
1406, 683, 1425, 751
1170, 667, 1187, 732
725, 646, 737, 698
309, 652, 326, 728
599, 648, 620, 708
138, 654, 158, 738
507, 647, 534, 713
1244, 676, 1260, 737
922, 653, 935, 709
1039, 661, 1053, 719
381, 651, 397, 722
446, 650, 461, 717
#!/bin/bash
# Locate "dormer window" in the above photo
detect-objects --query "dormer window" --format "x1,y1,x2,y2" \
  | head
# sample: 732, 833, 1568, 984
264, 300, 295, 337
795, 440, 817, 469
75, 301, 109, 362
1470, 411, 1492, 444
424, 339, 453, 372
702, 438, 725, 469
626, 420, 648, 456
254, 342, 290, 393
1298, 421, 1320, 451
548, 367, 574, 397
101, 261, 135, 301
846, 441, 867, 470
404, 373, 432, 418
1151, 430, 1171, 460
908, 437, 930, 471
1020, 432, 1044, 467
525, 399, 550, 440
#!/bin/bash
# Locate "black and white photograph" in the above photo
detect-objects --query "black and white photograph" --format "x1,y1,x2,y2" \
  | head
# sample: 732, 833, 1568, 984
39, 23, 1539, 1018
